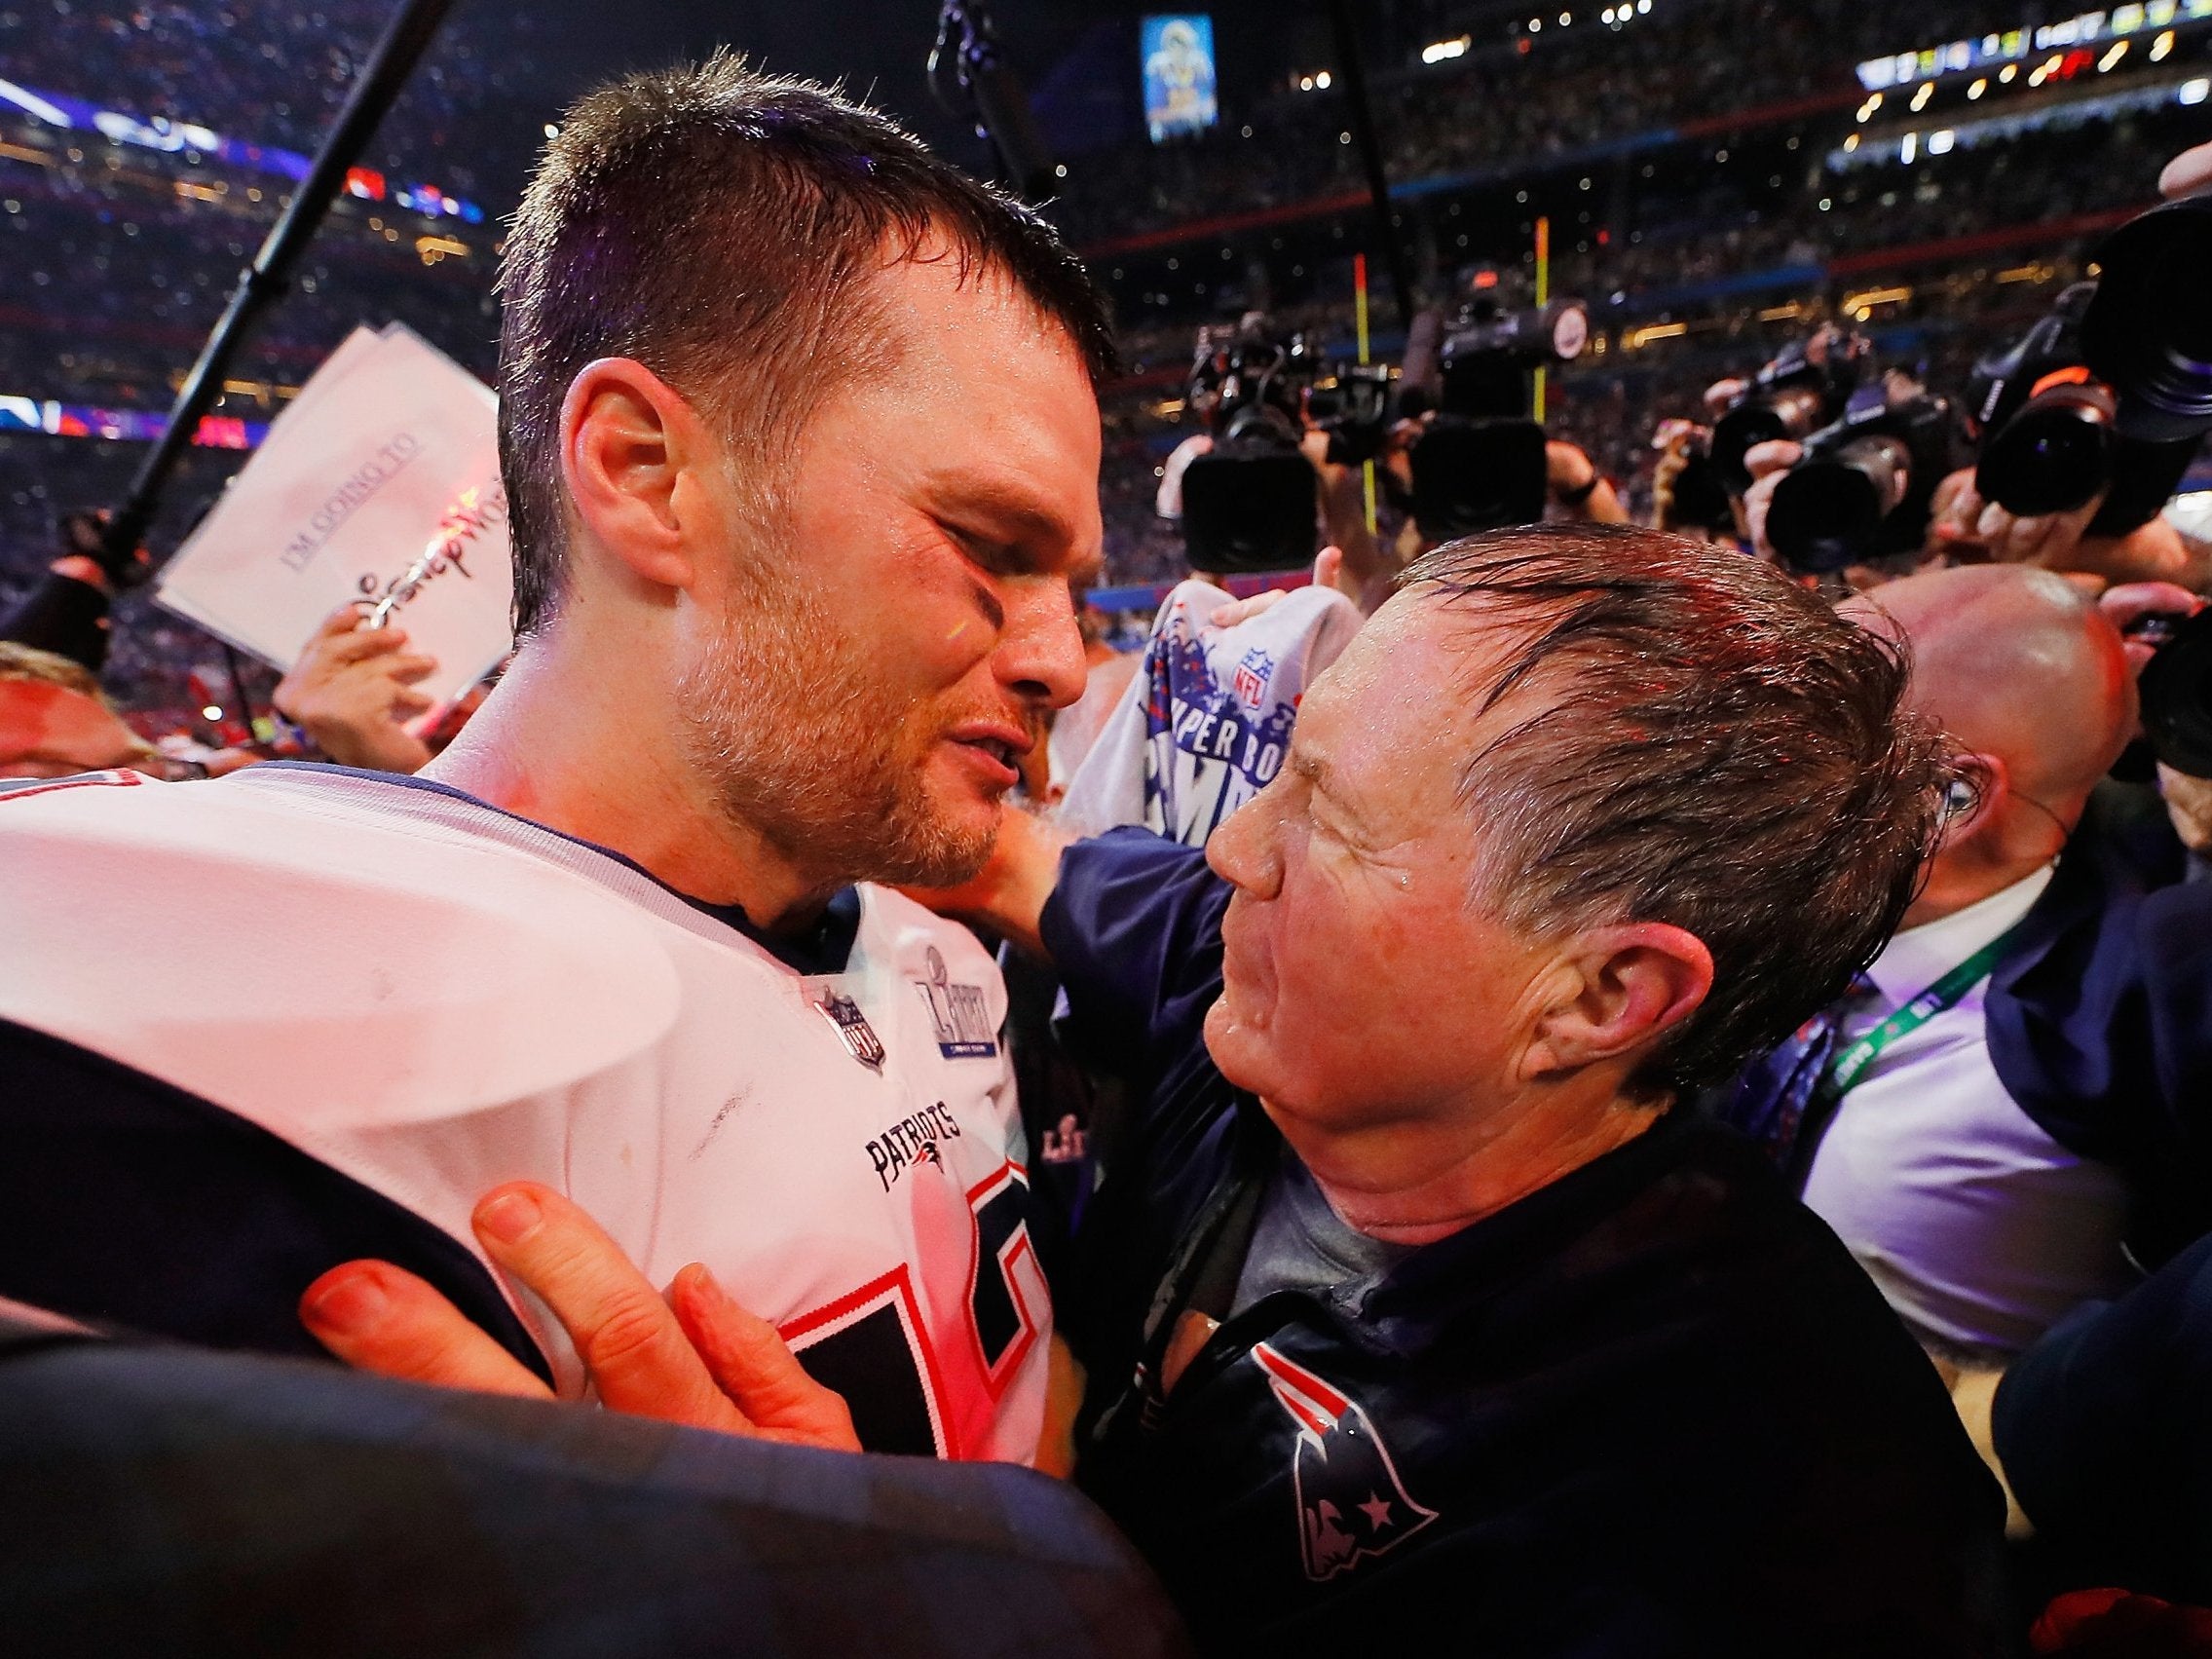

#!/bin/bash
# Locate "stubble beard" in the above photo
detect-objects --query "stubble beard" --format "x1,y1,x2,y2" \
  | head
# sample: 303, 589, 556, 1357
675, 562, 1001, 892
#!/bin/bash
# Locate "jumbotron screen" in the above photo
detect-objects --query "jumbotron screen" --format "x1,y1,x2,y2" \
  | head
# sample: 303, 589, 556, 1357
1142, 14, 1218, 143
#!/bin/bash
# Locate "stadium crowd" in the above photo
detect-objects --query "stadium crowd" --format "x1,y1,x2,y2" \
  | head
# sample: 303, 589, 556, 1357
6, 3, 2212, 1656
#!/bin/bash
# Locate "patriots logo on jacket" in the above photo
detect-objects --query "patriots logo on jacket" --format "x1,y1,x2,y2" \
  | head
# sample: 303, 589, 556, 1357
1253, 1341, 1438, 1582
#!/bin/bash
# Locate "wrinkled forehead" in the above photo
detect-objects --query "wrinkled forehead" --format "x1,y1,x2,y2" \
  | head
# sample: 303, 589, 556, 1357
1294, 589, 1574, 825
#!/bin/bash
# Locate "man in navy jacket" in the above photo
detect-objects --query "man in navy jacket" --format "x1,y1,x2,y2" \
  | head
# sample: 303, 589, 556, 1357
327, 527, 2006, 1655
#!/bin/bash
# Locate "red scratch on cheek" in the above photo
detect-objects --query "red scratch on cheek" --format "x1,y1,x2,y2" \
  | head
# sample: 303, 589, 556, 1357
947, 619, 971, 643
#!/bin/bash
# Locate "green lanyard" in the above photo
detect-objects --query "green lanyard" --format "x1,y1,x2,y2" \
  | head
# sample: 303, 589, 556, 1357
1818, 923, 2029, 1105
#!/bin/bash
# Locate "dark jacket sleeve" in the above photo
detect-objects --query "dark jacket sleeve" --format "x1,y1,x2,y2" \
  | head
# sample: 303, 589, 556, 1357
1986, 799, 2212, 1268
0, 572, 112, 673
0, 1323, 1190, 1658
1993, 1228, 2212, 1605
1039, 827, 1231, 1073
0, 1017, 551, 1383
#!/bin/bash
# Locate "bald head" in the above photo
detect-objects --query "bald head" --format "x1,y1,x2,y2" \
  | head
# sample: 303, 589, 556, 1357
1847, 565, 2133, 813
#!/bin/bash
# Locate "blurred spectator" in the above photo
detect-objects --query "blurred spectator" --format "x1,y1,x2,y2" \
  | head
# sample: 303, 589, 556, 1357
0, 640, 161, 778
1721, 566, 2157, 1365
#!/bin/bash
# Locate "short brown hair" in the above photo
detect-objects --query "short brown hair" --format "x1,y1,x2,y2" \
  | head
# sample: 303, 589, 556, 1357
1404, 523, 1951, 1090
499, 55, 1117, 635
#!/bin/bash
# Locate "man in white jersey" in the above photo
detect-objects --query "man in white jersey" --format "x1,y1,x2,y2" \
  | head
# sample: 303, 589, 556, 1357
0, 56, 1114, 1466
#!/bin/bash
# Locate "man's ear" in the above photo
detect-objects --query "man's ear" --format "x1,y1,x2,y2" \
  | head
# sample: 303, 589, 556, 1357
1521, 923, 1714, 1080
559, 358, 713, 594
1937, 753, 2007, 850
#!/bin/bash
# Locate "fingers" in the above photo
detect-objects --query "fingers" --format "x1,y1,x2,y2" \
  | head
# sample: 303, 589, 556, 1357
387, 652, 440, 687
322, 625, 417, 667
308, 603, 372, 642
670, 1265, 862, 1452
469, 1183, 744, 1429
2100, 582, 2204, 629
300, 1260, 552, 1400
1209, 589, 1288, 627
1743, 438, 1801, 482
1313, 544, 1349, 598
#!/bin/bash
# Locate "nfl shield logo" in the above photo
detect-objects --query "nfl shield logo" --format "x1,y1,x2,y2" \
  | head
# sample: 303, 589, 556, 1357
816, 991, 886, 1072
1232, 647, 1274, 710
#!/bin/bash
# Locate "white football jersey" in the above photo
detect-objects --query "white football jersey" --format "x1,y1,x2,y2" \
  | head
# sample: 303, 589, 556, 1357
0, 764, 1048, 1463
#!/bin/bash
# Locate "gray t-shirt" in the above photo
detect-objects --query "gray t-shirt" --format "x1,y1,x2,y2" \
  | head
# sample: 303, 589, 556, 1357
1231, 1150, 1412, 1317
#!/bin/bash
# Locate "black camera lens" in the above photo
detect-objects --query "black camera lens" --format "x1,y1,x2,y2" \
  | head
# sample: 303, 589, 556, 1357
1765, 435, 1907, 574
1710, 384, 1827, 495
1710, 404, 1785, 495
2081, 197, 2212, 443
2140, 608, 2212, 780
1975, 382, 2116, 517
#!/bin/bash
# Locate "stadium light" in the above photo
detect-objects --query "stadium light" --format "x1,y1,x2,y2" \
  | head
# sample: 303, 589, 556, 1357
201, 705, 223, 722
1528, 18, 1542, 31
1315, 70, 1332, 88
2183, 77, 2212, 103
1421, 35, 1471, 62
2152, 29, 2176, 58
1909, 81, 1933, 111
1968, 77, 1987, 97
1899, 131, 1918, 162
1927, 128, 1956, 154
2099, 40, 2129, 69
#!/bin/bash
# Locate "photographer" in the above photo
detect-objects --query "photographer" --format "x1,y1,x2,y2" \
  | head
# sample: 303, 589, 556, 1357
1398, 276, 1626, 549
0, 509, 149, 675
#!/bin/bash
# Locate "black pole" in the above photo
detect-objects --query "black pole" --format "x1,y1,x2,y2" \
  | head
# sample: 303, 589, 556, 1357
218, 641, 258, 739
1324, 0, 1413, 332
102, 0, 459, 575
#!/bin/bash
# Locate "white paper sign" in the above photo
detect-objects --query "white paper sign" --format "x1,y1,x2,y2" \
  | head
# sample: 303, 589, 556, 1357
157, 323, 514, 725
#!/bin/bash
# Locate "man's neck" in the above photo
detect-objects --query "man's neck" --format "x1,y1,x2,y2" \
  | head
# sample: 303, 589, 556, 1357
1274, 1076, 1665, 1249
422, 634, 835, 932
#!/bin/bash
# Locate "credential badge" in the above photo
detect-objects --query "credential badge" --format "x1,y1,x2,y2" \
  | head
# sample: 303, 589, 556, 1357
816, 990, 886, 1072
915, 945, 998, 1060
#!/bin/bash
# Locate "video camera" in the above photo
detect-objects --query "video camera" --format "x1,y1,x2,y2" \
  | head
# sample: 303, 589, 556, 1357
1408, 290, 1591, 540
1176, 317, 1392, 574
1764, 383, 1958, 574
1709, 328, 1869, 495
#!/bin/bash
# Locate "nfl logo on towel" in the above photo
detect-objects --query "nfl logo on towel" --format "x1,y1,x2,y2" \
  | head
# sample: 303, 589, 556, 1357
1233, 647, 1274, 710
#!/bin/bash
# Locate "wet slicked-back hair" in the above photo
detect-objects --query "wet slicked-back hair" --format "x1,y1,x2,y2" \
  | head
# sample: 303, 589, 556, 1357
1400, 523, 1954, 1090
498, 54, 1116, 636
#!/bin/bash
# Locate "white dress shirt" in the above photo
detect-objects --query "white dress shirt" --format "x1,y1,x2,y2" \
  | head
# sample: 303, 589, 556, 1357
1800, 866, 2136, 1360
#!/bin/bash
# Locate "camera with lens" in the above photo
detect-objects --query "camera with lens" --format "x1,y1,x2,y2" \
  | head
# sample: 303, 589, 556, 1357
2079, 194, 2212, 776
1406, 292, 1590, 540
1178, 320, 1327, 574
1764, 384, 1958, 574
1970, 282, 2199, 535
1709, 327, 1869, 495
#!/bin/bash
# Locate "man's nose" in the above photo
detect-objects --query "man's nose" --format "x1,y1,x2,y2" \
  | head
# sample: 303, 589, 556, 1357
1206, 778, 1286, 899
996, 579, 1089, 712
